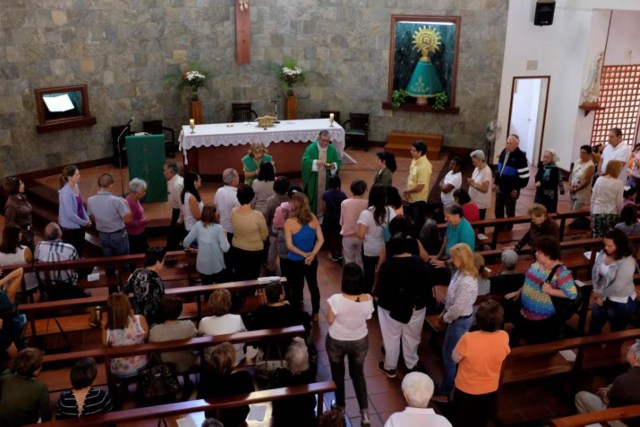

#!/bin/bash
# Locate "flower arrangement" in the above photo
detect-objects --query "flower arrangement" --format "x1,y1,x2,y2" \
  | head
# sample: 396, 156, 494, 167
165, 63, 211, 101
279, 58, 305, 96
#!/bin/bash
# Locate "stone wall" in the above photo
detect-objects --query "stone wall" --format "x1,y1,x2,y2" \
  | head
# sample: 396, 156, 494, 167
0, 0, 508, 175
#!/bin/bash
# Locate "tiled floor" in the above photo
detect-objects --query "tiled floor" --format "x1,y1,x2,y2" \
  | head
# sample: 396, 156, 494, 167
30, 146, 583, 426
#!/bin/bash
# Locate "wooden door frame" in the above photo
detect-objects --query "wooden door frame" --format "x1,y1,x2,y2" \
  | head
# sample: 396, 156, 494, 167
506, 75, 551, 165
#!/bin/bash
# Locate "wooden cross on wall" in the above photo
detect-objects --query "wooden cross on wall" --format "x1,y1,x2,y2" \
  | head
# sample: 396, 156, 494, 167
235, 0, 250, 64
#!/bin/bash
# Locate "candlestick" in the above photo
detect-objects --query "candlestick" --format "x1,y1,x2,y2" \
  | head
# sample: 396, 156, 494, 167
329, 113, 335, 127
189, 118, 195, 134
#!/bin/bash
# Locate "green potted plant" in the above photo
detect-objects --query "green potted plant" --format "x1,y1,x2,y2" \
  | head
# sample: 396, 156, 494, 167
433, 92, 449, 110
391, 89, 407, 110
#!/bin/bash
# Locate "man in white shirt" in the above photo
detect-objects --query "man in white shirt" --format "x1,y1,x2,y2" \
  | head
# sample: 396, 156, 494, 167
600, 128, 632, 183
384, 372, 452, 427
213, 168, 240, 240
163, 162, 184, 250
439, 156, 462, 210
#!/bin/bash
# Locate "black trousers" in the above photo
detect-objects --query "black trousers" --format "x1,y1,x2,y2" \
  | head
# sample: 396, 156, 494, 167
404, 201, 427, 237
495, 189, 517, 231
165, 208, 185, 251
452, 388, 497, 427
62, 226, 86, 257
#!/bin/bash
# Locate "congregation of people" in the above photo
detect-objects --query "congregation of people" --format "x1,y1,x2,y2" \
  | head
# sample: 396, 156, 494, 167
2, 126, 640, 426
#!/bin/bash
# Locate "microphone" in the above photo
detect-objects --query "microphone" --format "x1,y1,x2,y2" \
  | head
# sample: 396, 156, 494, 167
126, 117, 134, 127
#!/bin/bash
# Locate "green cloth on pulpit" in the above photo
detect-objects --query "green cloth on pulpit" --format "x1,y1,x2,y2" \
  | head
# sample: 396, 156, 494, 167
125, 134, 167, 202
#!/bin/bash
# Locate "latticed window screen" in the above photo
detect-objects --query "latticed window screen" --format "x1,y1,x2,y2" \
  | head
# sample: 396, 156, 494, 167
590, 64, 640, 146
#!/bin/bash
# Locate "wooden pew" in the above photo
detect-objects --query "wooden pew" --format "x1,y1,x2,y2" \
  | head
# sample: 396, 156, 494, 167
28, 380, 337, 427
435, 209, 595, 249
18, 277, 285, 340
494, 329, 640, 425
38, 326, 306, 394
551, 404, 640, 427
0, 250, 197, 296
500, 329, 640, 386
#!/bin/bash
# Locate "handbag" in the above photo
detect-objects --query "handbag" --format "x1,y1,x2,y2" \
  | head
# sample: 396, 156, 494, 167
545, 264, 581, 321
254, 340, 287, 389
136, 352, 180, 405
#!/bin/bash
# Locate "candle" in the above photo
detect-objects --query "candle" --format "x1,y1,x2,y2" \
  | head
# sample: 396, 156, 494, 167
189, 119, 195, 127
329, 113, 334, 120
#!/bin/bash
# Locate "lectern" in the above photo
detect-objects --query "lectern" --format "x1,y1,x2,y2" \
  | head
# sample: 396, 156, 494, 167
125, 134, 167, 202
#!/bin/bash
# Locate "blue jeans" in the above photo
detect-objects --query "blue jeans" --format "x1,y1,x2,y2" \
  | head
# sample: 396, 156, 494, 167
100, 230, 129, 277
588, 297, 637, 334
326, 334, 369, 411
99, 230, 129, 257
441, 315, 474, 396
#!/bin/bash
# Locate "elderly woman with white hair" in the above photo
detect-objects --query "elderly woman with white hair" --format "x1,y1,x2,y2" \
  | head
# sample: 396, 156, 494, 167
384, 372, 452, 427
534, 149, 561, 213
125, 177, 149, 254
272, 337, 318, 426
489, 249, 525, 295
466, 150, 492, 227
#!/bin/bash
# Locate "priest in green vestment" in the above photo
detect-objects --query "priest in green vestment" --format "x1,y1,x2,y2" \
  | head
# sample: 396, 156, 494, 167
301, 130, 342, 216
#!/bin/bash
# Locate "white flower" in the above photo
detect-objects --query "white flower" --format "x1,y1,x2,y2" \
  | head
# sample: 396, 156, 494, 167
186, 71, 206, 81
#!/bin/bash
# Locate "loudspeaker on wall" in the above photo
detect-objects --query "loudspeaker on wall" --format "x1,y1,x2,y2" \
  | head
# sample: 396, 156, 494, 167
534, 0, 555, 26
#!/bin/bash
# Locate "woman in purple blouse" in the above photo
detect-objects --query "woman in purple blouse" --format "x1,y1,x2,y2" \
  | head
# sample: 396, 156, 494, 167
125, 178, 149, 254
58, 165, 91, 256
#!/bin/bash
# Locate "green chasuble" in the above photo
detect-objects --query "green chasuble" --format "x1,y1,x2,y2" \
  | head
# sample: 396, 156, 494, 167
301, 141, 341, 214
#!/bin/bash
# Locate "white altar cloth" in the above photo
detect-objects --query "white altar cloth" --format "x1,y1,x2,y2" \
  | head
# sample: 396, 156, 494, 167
179, 119, 345, 165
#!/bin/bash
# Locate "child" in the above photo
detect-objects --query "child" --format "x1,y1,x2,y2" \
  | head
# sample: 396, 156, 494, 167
322, 176, 347, 262
340, 180, 369, 269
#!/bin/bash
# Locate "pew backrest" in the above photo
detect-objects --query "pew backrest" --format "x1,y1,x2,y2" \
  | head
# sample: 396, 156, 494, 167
28, 380, 337, 427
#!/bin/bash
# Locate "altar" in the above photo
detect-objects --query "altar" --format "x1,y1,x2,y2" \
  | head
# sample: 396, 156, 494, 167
179, 119, 345, 177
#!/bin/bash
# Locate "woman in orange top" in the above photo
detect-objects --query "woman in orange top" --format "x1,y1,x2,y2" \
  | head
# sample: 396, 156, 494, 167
452, 300, 511, 427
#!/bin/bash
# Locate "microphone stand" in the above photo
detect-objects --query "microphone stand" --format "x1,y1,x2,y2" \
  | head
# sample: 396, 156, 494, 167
116, 123, 131, 197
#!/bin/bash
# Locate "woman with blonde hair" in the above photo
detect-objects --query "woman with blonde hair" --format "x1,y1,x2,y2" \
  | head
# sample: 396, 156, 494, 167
591, 160, 624, 237
184, 203, 230, 284
432, 243, 479, 403
102, 293, 148, 378
284, 192, 324, 321
242, 142, 274, 186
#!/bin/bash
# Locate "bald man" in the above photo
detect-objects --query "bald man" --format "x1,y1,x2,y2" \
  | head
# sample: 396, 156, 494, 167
494, 134, 529, 231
